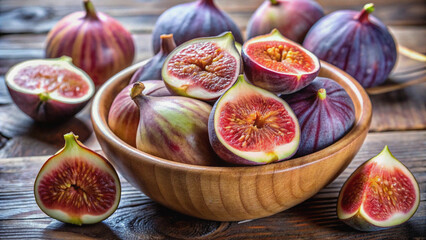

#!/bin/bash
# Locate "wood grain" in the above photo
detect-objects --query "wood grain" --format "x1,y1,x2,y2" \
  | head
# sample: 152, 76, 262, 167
0, 131, 424, 239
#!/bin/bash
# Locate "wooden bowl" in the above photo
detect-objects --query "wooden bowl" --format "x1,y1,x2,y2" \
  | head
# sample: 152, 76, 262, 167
91, 60, 372, 221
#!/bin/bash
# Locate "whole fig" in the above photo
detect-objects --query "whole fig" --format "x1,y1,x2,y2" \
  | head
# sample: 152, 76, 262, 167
303, 3, 397, 88
130, 34, 176, 83
131, 82, 217, 166
152, 0, 243, 54
45, 0, 135, 86
247, 0, 324, 43
282, 77, 355, 156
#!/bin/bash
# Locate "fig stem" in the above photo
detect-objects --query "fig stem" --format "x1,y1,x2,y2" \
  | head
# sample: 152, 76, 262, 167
63, 132, 78, 150
270, 0, 279, 5
39, 92, 50, 102
159, 34, 177, 54
130, 82, 146, 99
83, 0, 99, 20
355, 3, 374, 22
198, 0, 216, 7
58, 56, 73, 63
317, 88, 327, 100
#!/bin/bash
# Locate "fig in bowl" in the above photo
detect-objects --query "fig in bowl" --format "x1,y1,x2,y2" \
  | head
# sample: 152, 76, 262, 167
92, 60, 371, 221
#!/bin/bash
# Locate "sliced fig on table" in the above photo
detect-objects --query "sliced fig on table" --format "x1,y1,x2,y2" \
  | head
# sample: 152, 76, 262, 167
337, 146, 420, 231
5, 56, 95, 122
242, 29, 320, 94
131, 82, 218, 166
34, 132, 121, 226
208, 75, 300, 165
282, 77, 355, 156
162, 32, 242, 101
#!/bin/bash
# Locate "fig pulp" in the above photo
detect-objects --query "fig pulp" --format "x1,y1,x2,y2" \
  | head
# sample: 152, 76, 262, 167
34, 132, 121, 226
337, 146, 420, 231
162, 32, 241, 101
282, 77, 355, 156
130, 34, 176, 83
5, 57, 95, 122
303, 3, 397, 88
247, 0, 324, 43
208, 75, 300, 165
108, 80, 172, 147
152, 0, 243, 54
45, 0, 135, 86
242, 29, 320, 95
131, 82, 217, 166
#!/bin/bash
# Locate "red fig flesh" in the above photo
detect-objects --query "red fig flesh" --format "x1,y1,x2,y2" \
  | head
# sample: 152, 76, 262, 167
45, 0, 135, 86
5, 57, 95, 122
162, 32, 241, 101
242, 29, 320, 94
208, 75, 300, 165
337, 146, 420, 231
34, 132, 121, 226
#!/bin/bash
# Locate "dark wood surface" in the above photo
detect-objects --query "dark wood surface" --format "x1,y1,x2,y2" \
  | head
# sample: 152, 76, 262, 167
0, 0, 425, 239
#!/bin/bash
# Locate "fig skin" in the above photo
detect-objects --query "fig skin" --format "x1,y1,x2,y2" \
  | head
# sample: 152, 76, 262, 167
282, 77, 355, 157
303, 3, 397, 88
162, 32, 242, 102
337, 146, 420, 231
108, 80, 172, 147
45, 0, 135, 86
130, 34, 176, 83
247, 0, 324, 43
208, 75, 300, 165
34, 132, 121, 226
242, 29, 320, 95
152, 0, 243, 54
131, 82, 218, 166
5, 57, 95, 123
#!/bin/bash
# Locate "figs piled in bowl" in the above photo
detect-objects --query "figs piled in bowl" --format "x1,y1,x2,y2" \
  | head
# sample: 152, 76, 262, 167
303, 3, 397, 88
152, 0, 243, 54
5, 56, 95, 122
247, 0, 324, 43
242, 29, 320, 94
45, 0, 135, 86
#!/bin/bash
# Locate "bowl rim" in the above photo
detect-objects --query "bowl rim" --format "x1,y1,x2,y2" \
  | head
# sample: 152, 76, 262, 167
92, 60, 372, 174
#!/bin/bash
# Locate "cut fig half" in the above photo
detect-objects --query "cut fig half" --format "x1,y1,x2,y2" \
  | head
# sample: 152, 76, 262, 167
34, 132, 121, 225
242, 29, 320, 94
5, 56, 95, 122
208, 75, 300, 165
162, 32, 242, 101
337, 146, 420, 231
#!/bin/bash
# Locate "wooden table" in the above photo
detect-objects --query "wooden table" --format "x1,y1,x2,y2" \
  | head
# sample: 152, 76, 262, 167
0, 0, 425, 239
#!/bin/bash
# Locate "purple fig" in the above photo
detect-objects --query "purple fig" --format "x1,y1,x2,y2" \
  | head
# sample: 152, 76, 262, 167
242, 29, 320, 94
130, 82, 217, 166
247, 0, 324, 43
282, 77, 355, 156
303, 3, 397, 88
130, 34, 176, 83
152, 0, 243, 54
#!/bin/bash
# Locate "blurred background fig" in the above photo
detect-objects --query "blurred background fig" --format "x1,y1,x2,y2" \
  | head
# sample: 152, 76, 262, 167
5, 57, 94, 122
108, 80, 172, 147
208, 75, 300, 165
130, 34, 176, 84
247, 0, 324, 43
282, 77, 355, 156
152, 0, 243, 54
242, 29, 320, 94
131, 82, 218, 166
162, 32, 241, 101
303, 3, 397, 88
45, 0, 135, 86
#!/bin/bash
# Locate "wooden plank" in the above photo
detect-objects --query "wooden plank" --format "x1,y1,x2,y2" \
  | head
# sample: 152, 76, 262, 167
0, 131, 424, 239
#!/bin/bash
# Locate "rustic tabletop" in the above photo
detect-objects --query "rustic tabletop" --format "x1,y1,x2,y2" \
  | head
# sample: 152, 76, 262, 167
0, 0, 425, 239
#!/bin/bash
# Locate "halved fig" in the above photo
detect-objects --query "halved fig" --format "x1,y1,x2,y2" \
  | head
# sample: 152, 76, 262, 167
5, 56, 95, 122
162, 32, 242, 101
242, 29, 320, 94
208, 75, 300, 165
34, 132, 121, 225
337, 146, 420, 231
